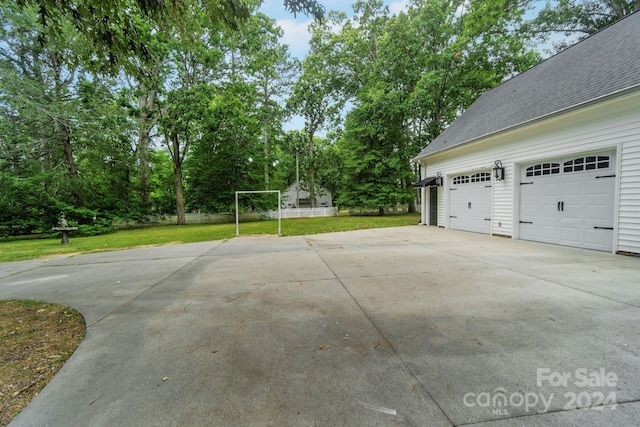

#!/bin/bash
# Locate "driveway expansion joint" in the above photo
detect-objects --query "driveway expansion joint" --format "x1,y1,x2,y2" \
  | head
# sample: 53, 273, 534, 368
304, 235, 457, 426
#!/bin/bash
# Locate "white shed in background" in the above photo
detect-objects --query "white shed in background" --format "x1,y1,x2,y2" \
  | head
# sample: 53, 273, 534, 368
282, 182, 332, 208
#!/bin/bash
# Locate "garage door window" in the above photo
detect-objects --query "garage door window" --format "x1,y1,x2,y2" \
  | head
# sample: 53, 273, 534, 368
525, 163, 560, 177
471, 172, 491, 182
453, 175, 470, 184
563, 156, 610, 173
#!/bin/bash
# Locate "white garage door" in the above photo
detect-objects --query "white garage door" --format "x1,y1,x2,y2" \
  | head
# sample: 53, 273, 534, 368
449, 172, 492, 234
519, 152, 616, 251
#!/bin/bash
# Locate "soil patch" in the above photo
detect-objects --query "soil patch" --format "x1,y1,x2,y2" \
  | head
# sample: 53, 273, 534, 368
0, 300, 85, 426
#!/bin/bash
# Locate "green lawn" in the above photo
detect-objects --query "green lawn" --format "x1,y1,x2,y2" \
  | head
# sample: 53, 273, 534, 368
0, 214, 420, 263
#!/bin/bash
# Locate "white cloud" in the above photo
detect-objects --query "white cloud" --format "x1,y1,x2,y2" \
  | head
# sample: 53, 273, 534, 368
274, 1, 409, 60
277, 18, 313, 59
387, 0, 409, 15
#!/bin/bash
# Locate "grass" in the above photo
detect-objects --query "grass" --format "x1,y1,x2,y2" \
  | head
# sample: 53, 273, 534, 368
0, 213, 420, 263
0, 300, 85, 426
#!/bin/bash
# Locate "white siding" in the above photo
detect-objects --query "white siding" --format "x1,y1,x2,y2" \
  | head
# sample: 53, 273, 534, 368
438, 180, 447, 228
419, 90, 640, 253
619, 139, 640, 253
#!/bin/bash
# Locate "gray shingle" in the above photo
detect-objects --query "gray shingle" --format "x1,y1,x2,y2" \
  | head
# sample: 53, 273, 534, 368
415, 11, 640, 160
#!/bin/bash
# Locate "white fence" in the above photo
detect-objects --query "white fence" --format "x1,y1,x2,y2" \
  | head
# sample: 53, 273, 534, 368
114, 212, 252, 229
347, 205, 412, 216
262, 207, 338, 219
114, 208, 338, 229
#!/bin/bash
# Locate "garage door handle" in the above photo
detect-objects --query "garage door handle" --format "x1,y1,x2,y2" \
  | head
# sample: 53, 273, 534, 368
557, 202, 561, 211
561, 201, 564, 211
520, 182, 534, 185
593, 226, 614, 230
484, 218, 491, 221
450, 215, 457, 218
595, 175, 615, 179
520, 221, 533, 224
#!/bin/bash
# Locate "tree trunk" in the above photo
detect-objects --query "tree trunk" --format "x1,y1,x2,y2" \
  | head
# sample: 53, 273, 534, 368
171, 133, 186, 225
308, 130, 315, 208
138, 85, 156, 214
263, 119, 269, 190
59, 122, 83, 207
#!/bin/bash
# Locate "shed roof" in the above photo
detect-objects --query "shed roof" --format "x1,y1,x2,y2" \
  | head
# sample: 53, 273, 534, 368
412, 176, 440, 188
414, 11, 640, 160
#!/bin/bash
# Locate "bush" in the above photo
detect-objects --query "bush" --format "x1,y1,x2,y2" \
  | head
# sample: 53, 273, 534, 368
55, 205, 116, 237
76, 217, 115, 236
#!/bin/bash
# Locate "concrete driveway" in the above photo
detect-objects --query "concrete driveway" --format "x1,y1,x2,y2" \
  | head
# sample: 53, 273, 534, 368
1, 226, 640, 426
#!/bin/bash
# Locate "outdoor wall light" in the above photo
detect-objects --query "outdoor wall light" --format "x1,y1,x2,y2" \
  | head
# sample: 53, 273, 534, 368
435, 172, 443, 186
493, 160, 505, 181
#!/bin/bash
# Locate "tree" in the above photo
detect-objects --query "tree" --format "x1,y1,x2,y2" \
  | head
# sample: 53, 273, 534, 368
338, 87, 412, 213
125, 18, 171, 217
288, 18, 343, 208
527, 0, 640, 53
270, 130, 306, 197
74, 80, 138, 217
17, 0, 325, 71
149, 149, 177, 215
311, 134, 344, 205
248, 15, 299, 190
184, 84, 262, 213
329, 0, 538, 210
0, 3, 137, 233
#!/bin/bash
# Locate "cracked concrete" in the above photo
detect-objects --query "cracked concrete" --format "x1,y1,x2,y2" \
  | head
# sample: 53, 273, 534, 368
2, 226, 640, 426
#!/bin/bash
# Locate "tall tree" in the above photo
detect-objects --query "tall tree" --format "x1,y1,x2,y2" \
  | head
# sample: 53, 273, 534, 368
126, 20, 170, 217
158, 22, 221, 224
0, 4, 138, 233
527, 0, 640, 53
247, 15, 299, 190
331, 0, 538, 210
185, 83, 261, 213
18, 0, 325, 72
288, 18, 343, 207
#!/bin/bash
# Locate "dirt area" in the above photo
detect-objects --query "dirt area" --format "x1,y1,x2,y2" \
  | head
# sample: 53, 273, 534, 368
0, 300, 85, 426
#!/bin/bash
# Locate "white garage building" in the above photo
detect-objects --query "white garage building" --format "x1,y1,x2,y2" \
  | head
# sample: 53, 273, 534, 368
413, 11, 640, 254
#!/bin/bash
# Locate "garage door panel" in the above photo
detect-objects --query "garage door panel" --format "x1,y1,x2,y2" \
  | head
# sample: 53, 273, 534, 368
561, 202, 583, 221
587, 177, 614, 195
451, 217, 490, 234
520, 183, 541, 197
519, 223, 544, 241
584, 203, 614, 221
450, 172, 492, 234
519, 152, 615, 252
519, 196, 540, 214
584, 229, 614, 251
541, 224, 562, 240
559, 226, 583, 246
541, 182, 563, 196
519, 223, 535, 237
541, 203, 561, 220
520, 206, 541, 221
562, 180, 584, 195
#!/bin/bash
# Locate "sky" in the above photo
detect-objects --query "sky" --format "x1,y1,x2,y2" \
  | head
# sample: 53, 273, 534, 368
257, 1, 409, 131
256, 1, 565, 132
258, 0, 410, 59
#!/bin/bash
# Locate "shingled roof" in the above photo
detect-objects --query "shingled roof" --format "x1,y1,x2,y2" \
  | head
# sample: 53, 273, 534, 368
414, 11, 640, 160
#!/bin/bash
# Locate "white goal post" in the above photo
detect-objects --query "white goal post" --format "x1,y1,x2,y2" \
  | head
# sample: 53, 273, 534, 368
235, 190, 281, 237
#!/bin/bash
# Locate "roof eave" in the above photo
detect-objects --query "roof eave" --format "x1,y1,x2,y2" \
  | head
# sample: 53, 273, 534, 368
412, 83, 640, 163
